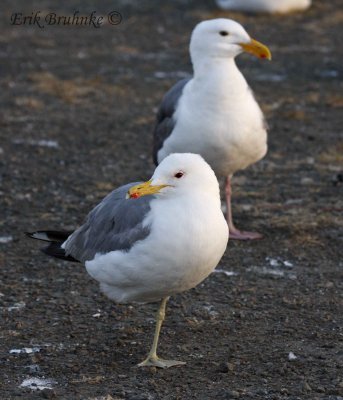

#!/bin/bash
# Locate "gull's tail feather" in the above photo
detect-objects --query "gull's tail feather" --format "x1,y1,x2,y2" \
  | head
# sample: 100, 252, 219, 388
25, 230, 79, 263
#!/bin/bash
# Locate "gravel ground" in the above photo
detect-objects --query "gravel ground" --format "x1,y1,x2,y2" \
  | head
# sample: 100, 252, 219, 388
1, 0, 342, 399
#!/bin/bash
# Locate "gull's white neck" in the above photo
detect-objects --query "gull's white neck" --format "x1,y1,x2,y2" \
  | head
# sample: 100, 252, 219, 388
191, 56, 248, 96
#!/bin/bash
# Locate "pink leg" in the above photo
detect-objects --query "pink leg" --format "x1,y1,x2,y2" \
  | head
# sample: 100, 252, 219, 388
225, 176, 263, 240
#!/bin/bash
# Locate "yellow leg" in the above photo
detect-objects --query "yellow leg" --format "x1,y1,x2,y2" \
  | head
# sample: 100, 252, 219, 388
137, 297, 186, 368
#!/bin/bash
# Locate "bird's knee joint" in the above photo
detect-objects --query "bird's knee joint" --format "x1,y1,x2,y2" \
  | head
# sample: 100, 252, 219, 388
157, 309, 166, 321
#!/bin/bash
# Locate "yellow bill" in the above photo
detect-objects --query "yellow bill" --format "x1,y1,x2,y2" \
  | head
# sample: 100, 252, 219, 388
127, 180, 170, 199
240, 38, 272, 60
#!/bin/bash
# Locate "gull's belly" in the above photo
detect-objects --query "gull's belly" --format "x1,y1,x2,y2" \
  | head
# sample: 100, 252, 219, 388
85, 199, 228, 303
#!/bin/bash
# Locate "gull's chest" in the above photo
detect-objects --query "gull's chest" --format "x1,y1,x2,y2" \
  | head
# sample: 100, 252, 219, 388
178, 84, 262, 137
169, 87, 266, 172
149, 197, 227, 266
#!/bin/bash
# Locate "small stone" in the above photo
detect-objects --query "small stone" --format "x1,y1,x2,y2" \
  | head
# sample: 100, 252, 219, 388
303, 381, 312, 392
317, 385, 325, 393
0, 235, 13, 244
216, 362, 230, 373
288, 352, 297, 360
227, 362, 235, 371
301, 177, 314, 185
40, 389, 56, 399
225, 390, 240, 398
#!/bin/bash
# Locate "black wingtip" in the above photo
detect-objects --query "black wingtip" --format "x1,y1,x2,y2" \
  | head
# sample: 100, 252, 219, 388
41, 243, 80, 263
26, 230, 79, 263
24, 230, 73, 242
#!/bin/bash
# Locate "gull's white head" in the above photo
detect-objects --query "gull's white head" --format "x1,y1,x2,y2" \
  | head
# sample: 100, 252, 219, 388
152, 153, 220, 198
190, 18, 271, 62
127, 154, 220, 200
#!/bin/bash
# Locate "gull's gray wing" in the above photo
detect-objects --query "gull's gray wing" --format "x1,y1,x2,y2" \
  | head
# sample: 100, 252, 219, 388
63, 182, 154, 263
153, 78, 190, 165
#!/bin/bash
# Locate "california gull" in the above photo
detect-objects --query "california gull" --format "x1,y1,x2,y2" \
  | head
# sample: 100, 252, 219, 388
26, 153, 229, 368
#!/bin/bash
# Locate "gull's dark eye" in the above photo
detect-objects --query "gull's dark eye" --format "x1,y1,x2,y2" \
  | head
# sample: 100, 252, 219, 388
219, 31, 229, 36
174, 172, 184, 179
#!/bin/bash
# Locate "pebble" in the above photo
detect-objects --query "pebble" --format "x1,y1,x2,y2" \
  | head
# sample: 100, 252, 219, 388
0, 235, 13, 244
301, 177, 314, 185
303, 381, 312, 392
216, 362, 230, 373
40, 389, 57, 399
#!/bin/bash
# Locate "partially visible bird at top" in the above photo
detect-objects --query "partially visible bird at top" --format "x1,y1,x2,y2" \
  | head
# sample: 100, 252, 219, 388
26, 153, 229, 368
216, 0, 311, 14
153, 18, 271, 240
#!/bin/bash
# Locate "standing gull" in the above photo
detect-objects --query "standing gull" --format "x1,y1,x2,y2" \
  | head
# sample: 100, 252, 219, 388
216, 0, 311, 14
26, 153, 228, 368
153, 19, 271, 240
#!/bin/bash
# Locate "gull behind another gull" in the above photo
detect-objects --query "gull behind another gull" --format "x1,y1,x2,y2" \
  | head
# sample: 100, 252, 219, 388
26, 153, 229, 368
153, 19, 271, 240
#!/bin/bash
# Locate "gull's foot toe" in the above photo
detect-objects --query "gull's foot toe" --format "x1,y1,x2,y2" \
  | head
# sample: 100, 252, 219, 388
137, 356, 186, 369
229, 230, 263, 240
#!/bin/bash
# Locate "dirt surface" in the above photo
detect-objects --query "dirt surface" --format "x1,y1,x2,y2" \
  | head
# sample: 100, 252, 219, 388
1, 0, 342, 399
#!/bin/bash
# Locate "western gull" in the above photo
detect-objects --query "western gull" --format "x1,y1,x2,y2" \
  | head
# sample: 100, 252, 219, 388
26, 153, 229, 368
153, 18, 271, 240
216, 0, 311, 13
